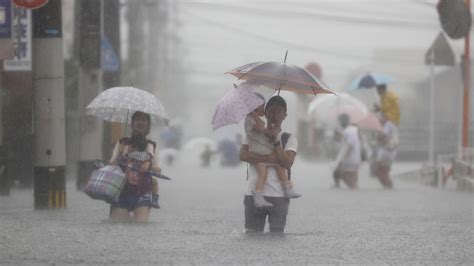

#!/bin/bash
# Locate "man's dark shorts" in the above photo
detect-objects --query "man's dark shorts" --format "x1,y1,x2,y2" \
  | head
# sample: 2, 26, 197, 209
244, 195, 290, 233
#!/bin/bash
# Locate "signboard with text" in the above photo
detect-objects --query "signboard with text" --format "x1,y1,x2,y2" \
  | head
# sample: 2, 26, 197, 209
0, 0, 11, 38
4, 6, 31, 71
0, 0, 13, 59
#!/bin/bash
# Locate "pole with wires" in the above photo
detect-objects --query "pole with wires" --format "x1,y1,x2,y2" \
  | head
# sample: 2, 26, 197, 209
461, 0, 471, 152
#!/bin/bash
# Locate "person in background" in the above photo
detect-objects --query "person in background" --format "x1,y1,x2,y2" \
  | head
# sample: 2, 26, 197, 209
373, 84, 400, 126
332, 114, 361, 190
374, 114, 399, 189
200, 144, 215, 167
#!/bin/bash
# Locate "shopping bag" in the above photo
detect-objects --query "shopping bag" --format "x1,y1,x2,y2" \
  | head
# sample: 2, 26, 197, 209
83, 165, 126, 203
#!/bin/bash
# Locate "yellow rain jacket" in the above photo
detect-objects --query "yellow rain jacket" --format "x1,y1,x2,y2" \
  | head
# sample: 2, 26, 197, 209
381, 91, 400, 125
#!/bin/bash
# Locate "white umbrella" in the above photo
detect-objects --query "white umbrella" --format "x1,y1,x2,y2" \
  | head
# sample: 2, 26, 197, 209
308, 93, 369, 128
86, 86, 168, 125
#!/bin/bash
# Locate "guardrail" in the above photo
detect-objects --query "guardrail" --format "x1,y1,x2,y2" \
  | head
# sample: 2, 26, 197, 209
394, 147, 473, 192
437, 148, 473, 191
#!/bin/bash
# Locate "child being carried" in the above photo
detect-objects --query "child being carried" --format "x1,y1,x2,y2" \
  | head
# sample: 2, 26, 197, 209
245, 95, 301, 208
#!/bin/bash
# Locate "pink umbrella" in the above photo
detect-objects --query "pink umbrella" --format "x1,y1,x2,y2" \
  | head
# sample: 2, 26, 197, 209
211, 83, 265, 131
330, 106, 383, 132
357, 112, 384, 132
329, 105, 367, 124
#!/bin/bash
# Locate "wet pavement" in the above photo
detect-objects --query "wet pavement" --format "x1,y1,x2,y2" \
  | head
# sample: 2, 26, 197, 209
1, 160, 473, 265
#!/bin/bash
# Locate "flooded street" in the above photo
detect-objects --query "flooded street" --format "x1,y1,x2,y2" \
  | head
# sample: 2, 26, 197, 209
1, 160, 472, 264
0, 0, 472, 264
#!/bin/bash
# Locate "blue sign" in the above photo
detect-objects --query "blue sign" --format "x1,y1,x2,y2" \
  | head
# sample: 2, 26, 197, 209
101, 36, 120, 72
0, 0, 11, 38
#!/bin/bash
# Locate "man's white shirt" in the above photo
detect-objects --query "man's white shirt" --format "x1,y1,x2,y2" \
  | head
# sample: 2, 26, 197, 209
335, 125, 361, 171
243, 131, 297, 197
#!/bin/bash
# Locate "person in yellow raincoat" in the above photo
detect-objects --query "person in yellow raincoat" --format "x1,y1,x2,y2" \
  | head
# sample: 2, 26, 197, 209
373, 84, 400, 125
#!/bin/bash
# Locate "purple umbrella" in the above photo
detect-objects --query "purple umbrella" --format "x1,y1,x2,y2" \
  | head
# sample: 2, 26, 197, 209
211, 83, 265, 131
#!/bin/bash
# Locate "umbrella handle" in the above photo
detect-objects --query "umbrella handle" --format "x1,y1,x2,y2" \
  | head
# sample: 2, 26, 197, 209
123, 109, 130, 137
278, 50, 288, 95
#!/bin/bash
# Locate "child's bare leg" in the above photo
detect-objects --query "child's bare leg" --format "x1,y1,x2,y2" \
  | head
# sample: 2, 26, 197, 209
252, 163, 273, 208
152, 177, 159, 193
255, 163, 268, 192
275, 165, 290, 188
151, 177, 160, 208
275, 165, 301, 199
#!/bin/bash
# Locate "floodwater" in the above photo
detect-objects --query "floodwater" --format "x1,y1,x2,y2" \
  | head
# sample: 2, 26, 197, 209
1, 157, 473, 264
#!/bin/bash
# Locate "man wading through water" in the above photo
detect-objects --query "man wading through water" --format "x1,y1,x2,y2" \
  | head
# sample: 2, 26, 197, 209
240, 95, 298, 234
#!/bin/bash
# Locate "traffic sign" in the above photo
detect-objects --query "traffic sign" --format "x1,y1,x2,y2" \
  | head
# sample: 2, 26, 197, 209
13, 0, 48, 10
425, 32, 455, 66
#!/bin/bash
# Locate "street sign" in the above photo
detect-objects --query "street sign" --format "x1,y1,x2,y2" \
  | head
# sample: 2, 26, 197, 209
437, 0, 471, 39
4, 6, 32, 71
13, 0, 48, 10
425, 32, 455, 66
101, 36, 120, 72
32, 0, 60, 38
424, 32, 456, 165
0, 0, 11, 37
0, 0, 13, 59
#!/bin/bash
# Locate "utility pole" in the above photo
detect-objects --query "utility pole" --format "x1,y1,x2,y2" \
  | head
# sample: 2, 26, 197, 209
0, 0, 13, 195
32, 0, 67, 209
102, 0, 121, 158
76, 0, 103, 190
126, 1, 144, 88
0, 64, 5, 195
462, 0, 471, 150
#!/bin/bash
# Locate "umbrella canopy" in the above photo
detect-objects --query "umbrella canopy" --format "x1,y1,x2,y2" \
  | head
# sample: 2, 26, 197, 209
329, 105, 383, 132
346, 72, 395, 91
226, 61, 335, 95
357, 112, 384, 132
308, 93, 369, 128
329, 105, 367, 124
86, 86, 168, 124
211, 83, 265, 131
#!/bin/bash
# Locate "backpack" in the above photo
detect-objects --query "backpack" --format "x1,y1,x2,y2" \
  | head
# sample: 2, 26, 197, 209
281, 132, 292, 180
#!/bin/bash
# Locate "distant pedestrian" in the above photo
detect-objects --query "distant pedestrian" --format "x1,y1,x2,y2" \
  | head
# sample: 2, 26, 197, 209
373, 84, 400, 126
332, 114, 361, 190
200, 144, 215, 167
218, 138, 240, 167
374, 114, 399, 189
240, 95, 298, 233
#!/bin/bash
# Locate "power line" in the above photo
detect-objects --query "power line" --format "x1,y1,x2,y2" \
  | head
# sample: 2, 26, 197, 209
182, 10, 424, 64
180, 1, 438, 29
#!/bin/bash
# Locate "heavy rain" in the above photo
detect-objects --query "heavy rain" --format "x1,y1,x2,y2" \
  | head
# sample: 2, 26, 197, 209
0, 0, 473, 264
